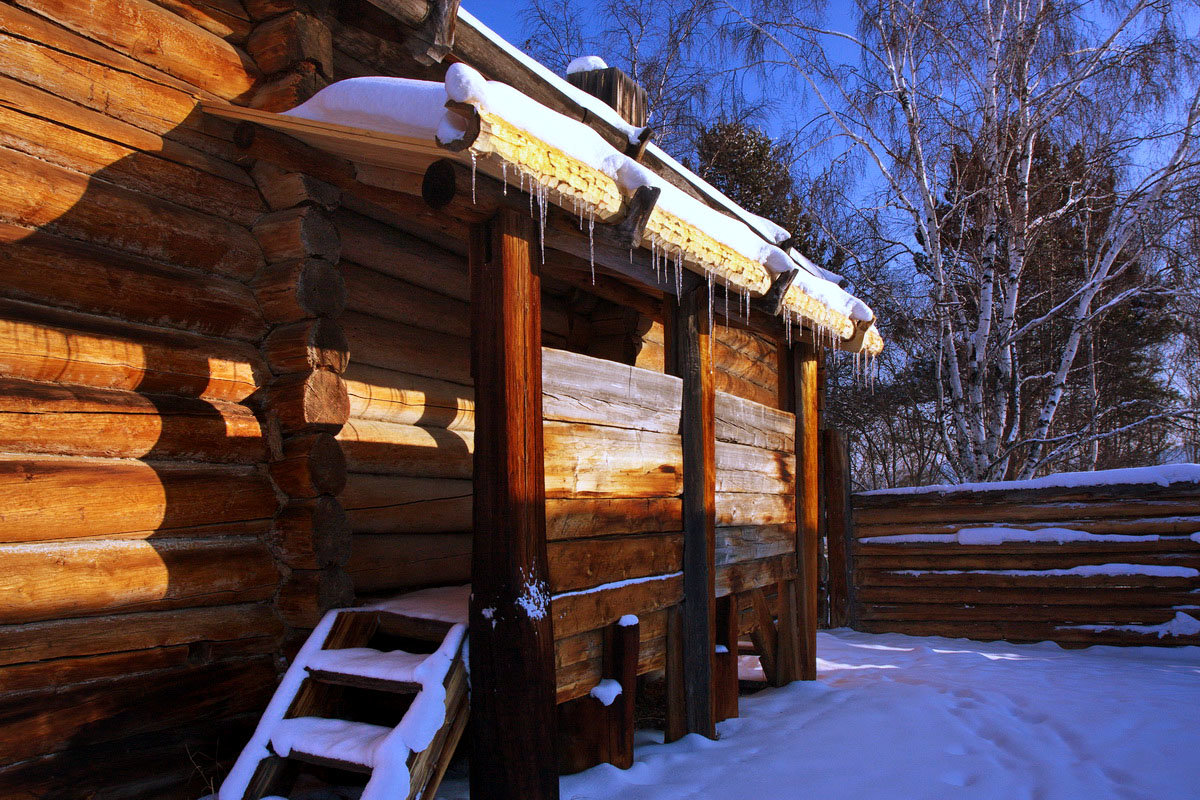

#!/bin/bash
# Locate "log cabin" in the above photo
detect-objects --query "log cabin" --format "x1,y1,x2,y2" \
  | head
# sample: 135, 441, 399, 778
0, 1, 884, 798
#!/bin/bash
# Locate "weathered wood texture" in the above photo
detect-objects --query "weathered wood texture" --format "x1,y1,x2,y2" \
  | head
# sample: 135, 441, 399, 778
849, 479, 1200, 646
468, 209, 559, 800
0, 1, 282, 796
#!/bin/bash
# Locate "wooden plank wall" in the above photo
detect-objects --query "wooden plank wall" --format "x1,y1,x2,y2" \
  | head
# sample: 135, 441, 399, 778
546, 348, 797, 701
0, 0, 285, 796
849, 481, 1200, 646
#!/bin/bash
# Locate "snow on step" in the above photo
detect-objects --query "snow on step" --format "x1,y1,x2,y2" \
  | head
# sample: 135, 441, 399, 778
307, 647, 426, 685
272, 717, 391, 769
370, 584, 470, 624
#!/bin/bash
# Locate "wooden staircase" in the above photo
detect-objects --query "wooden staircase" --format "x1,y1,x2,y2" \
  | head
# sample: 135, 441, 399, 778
219, 588, 470, 800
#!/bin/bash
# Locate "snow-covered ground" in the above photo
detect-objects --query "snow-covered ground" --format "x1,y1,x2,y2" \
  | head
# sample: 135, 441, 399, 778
438, 629, 1200, 800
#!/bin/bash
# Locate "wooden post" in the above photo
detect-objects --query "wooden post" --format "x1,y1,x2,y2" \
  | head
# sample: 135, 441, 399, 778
823, 428, 852, 628
468, 208, 559, 800
665, 283, 716, 738
792, 343, 820, 680
713, 594, 739, 722
606, 619, 640, 768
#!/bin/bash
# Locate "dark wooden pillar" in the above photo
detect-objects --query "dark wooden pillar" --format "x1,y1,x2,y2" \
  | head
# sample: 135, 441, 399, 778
823, 428, 852, 628
792, 342, 821, 680
468, 207, 559, 800
664, 283, 716, 738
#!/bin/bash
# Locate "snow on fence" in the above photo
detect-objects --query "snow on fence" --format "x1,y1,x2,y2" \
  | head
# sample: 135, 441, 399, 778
847, 467, 1200, 646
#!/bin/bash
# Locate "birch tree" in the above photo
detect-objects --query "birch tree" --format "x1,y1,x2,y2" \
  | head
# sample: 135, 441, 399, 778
724, 0, 1200, 480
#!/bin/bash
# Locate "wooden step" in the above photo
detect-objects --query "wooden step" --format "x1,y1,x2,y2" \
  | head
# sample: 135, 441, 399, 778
305, 646, 424, 693
271, 716, 389, 775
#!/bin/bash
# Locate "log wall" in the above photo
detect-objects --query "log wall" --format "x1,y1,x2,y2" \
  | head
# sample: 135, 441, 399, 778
848, 480, 1200, 646
0, 0, 287, 796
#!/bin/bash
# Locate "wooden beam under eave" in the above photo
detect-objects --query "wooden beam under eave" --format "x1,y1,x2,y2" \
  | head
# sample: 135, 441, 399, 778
792, 342, 821, 681
468, 207, 559, 800
665, 281, 717, 739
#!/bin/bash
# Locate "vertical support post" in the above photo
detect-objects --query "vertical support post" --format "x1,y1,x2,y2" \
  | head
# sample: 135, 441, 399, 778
607, 619, 640, 768
665, 282, 716, 738
468, 208, 559, 800
713, 594, 740, 722
792, 342, 820, 680
823, 428, 852, 628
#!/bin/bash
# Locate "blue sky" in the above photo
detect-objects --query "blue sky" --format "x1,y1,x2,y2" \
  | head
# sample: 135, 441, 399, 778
464, 1, 533, 53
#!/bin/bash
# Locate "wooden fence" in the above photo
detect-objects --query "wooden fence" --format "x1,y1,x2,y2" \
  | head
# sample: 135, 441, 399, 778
841, 477, 1200, 646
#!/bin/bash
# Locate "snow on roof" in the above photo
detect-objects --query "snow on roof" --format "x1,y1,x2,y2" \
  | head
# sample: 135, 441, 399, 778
860, 464, 1200, 497
456, 7, 832, 281
567, 55, 609, 75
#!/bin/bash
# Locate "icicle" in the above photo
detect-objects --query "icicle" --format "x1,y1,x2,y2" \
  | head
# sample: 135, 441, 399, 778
470, 152, 477, 204
537, 185, 547, 265
502, 162, 508, 195
588, 211, 595, 284
723, 283, 730, 324
706, 269, 715, 366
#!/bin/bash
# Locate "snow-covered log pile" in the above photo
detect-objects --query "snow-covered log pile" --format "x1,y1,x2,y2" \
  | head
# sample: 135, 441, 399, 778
282, 64, 883, 356
849, 465, 1200, 646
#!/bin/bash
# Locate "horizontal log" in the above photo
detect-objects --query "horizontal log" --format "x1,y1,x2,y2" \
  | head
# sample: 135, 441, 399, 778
275, 566, 354, 627
716, 554, 796, 596
714, 324, 778, 365
552, 573, 682, 639
0, 297, 264, 403
853, 585, 1200, 607
850, 618, 1200, 646
14, 0, 258, 96
555, 635, 667, 704
266, 369, 350, 434
0, 6, 220, 140
0, 713, 259, 799
855, 603, 1184, 624
337, 418, 473, 478
0, 457, 278, 543
715, 524, 795, 566
0, 89, 260, 225
253, 205, 340, 263
342, 310, 471, 385
252, 257, 347, 324
541, 347, 681, 434
547, 534, 683, 594
853, 515, 1200, 539
269, 433, 347, 497
263, 317, 350, 375
714, 367, 777, 409
854, 551, 1200, 571
715, 491, 794, 528
0, 655, 275, 765
334, 209, 469, 302
854, 538, 1200, 557
715, 440, 793, 496
0, 602, 282, 665
0, 70, 253, 195
0, 146, 263, 280
0, 377, 266, 463
0, 644, 187, 695
554, 609, 668, 669
855, 569, 1198, 590
344, 363, 475, 430
853, 499, 1200, 526
342, 473, 471, 534
154, 0, 253, 42
853, 481, 1200, 512
346, 532, 472, 593
713, 336, 778, 389
0, 536, 279, 624
268, 496, 351, 569
544, 422, 681, 499
546, 497, 682, 540
342, 260, 470, 338
714, 391, 793, 451
249, 58, 326, 111
0, 223, 265, 342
